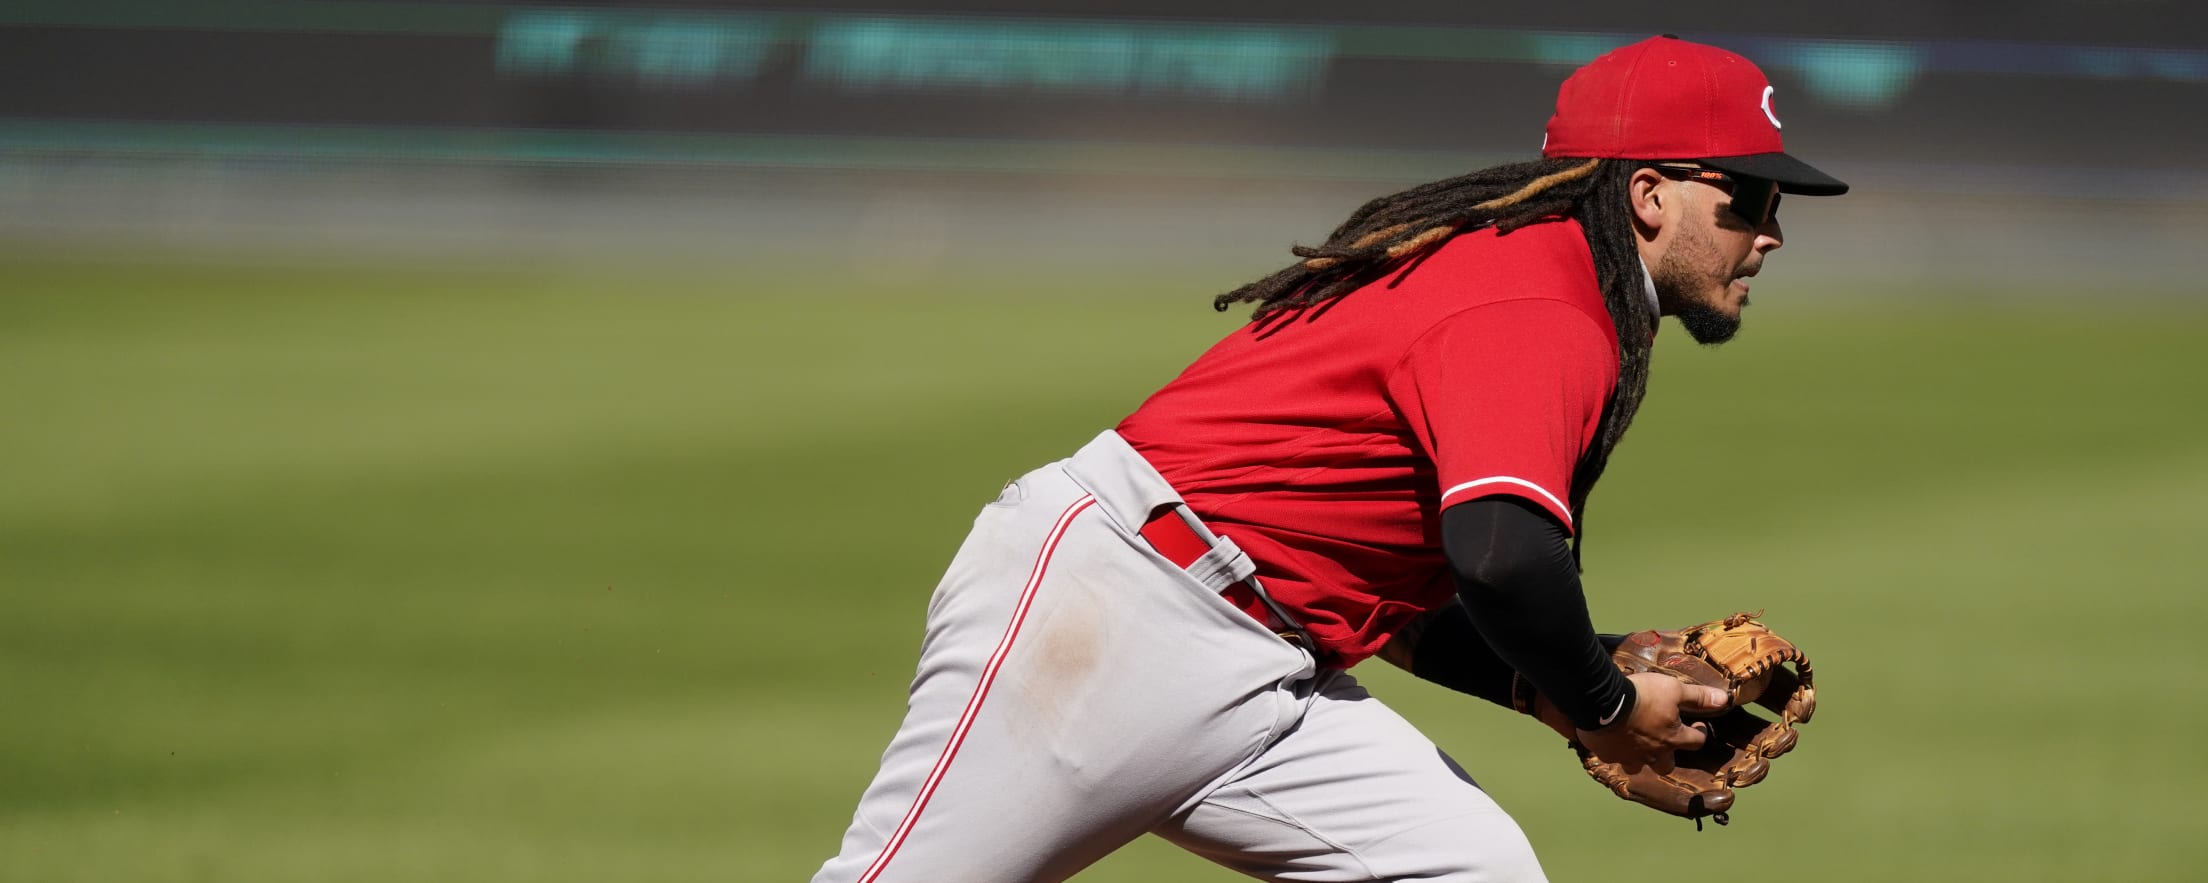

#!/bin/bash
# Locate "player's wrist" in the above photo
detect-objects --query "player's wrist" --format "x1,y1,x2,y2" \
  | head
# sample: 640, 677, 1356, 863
1510, 672, 1538, 715
1524, 690, 1579, 741
1570, 675, 1638, 733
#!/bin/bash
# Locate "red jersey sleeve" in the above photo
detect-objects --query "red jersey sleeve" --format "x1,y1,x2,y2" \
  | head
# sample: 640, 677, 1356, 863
1384, 298, 1618, 533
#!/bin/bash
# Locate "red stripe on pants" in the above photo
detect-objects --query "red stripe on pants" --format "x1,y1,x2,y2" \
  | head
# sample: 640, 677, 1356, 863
856, 494, 1098, 883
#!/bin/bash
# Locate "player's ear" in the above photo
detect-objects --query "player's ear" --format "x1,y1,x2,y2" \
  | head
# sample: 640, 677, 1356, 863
1627, 166, 1669, 235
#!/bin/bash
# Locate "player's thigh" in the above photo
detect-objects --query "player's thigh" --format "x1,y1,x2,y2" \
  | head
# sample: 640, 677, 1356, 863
816, 467, 1310, 883
1155, 671, 1546, 883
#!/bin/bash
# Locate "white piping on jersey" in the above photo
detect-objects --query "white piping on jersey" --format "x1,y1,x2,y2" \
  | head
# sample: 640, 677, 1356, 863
1439, 476, 1573, 528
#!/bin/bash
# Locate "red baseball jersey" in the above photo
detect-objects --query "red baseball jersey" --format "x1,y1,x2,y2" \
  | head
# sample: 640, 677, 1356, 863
1116, 217, 1620, 666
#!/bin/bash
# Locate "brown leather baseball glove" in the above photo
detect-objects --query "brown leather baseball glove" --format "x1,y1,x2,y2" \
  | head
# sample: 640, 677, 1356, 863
1577, 612, 1816, 827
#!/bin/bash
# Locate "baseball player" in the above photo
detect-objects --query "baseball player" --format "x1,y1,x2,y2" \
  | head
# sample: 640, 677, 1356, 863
813, 36, 1847, 882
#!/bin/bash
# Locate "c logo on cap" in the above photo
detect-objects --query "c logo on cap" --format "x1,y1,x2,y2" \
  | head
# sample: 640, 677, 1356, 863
1761, 85, 1783, 130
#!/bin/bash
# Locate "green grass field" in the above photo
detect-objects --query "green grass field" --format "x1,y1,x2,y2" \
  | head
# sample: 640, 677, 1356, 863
5, 254, 2205, 881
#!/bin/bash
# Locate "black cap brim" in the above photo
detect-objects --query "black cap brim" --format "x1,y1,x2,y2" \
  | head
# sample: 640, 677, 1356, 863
1698, 152, 1849, 196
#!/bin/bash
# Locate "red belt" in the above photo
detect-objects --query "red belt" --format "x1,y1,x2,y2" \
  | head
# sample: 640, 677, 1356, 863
1137, 507, 1306, 647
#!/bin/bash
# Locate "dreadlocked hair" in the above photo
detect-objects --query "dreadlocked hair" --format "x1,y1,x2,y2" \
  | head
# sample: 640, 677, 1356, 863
1214, 157, 1655, 553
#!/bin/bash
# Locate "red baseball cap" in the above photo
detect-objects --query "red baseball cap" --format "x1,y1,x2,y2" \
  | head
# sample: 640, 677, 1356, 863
1542, 35, 1848, 196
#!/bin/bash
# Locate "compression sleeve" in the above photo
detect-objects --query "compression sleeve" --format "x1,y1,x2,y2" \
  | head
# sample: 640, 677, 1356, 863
1443, 496, 1637, 732
1402, 598, 1519, 710
1403, 602, 1635, 712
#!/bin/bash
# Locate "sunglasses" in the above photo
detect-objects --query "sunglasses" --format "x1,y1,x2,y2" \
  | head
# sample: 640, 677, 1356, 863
1651, 165, 1781, 227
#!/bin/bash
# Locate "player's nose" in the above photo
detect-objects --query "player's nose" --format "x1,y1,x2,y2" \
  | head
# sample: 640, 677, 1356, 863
1757, 218, 1784, 251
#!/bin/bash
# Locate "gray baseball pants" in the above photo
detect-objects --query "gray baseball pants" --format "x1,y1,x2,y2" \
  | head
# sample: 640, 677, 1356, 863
811, 431, 1547, 882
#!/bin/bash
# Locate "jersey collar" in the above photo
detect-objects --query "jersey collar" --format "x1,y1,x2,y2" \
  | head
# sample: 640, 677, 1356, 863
1636, 259, 1660, 322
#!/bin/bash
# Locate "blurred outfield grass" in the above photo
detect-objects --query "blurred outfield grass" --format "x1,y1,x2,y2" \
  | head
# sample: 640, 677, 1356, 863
3, 253, 2206, 882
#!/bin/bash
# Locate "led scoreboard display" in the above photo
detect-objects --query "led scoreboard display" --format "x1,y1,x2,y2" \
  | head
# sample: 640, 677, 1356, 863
1, 2, 2203, 172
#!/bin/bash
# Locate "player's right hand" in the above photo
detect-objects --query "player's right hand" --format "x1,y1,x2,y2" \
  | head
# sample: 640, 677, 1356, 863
1574, 673, 1729, 774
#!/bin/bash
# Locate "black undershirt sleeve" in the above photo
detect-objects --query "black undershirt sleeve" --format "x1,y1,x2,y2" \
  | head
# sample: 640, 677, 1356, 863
1403, 603, 1630, 713
1401, 598, 1518, 709
1433, 496, 1637, 732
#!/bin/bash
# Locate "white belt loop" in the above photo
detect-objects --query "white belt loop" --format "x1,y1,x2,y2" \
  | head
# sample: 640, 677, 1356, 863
1062, 430, 1309, 638
1184, 536, 1258, 593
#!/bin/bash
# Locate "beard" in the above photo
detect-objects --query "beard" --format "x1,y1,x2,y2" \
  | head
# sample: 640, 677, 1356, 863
1650, 222, 1748, 346
1674, 300, 1742, 344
